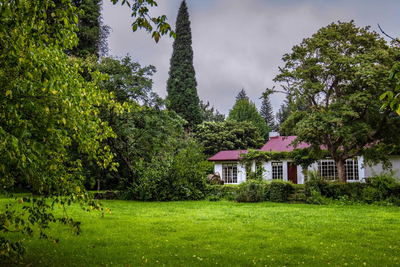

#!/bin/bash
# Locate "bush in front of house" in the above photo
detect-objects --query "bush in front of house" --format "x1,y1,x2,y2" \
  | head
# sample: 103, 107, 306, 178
303, 170, 400, 205
205, 184, 238, 201
235, 180, 266, 203
267, 180, 295, 203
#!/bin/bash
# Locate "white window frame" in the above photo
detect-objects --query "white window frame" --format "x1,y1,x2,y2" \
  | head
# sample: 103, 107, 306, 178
318, 158, 359, 181
271, 162, 283, 180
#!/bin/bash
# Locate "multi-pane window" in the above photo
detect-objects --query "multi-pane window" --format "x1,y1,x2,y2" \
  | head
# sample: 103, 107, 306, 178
318, 159, 359, 181
272, 162, 283, 180
222, 164, 237, 184
345, 159, 359, 181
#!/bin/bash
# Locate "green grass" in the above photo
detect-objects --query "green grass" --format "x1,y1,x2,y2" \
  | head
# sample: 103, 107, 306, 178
2, 195, 400, 266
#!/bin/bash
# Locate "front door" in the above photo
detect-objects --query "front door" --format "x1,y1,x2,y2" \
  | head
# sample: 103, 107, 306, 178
287, 163, 297, 184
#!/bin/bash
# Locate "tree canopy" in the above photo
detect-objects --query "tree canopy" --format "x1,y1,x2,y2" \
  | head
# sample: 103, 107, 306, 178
276, 21, 400, 182
194, 121, 265, 156
228, 99, 270, 142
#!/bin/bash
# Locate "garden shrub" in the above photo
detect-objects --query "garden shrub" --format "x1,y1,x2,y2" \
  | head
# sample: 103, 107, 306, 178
304, 171, 337, 199
122, 142, 208, 201
290, 184, 307, 203
370, 171, 398, 200
235, 180, 266, 203
205, 184, 237, 201
361, 186, 380, 204
269, 180, 294, 203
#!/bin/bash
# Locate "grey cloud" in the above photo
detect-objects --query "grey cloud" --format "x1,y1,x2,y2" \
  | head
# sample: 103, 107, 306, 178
103, 0, 400, 117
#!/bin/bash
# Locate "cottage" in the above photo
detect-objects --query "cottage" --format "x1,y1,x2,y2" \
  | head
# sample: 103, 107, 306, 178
208, 132, 400, 184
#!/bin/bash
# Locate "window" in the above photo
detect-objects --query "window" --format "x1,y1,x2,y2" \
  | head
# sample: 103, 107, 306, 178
345, 159, 359, 181
272, 162, 283, 180
222, 164, 237, 184
318, 159, 359, 181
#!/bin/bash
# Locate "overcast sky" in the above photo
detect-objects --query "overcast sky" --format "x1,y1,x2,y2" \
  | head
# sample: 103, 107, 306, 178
102, 0, 399, 117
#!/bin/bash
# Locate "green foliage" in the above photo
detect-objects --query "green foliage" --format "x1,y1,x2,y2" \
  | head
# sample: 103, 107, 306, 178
259, 93, 277, 131
75, 55, 185, 190
246, 166, 266, 181
123, 140, 208, 201
235, 180, 266, 203
193, 121, 265, 156
0, 0, 120, 259
68, 0, 110, 58
370, 171, 398, 200
199, 100, 225, 122
268, 180, 294, 203
228, 99, 271, 141
236, 88, 249, 101
205, 185, 237, 201
166, 0, 202, 131
276, 20, 400, 182
380, 62, 400, 114
113, 0, 175, 42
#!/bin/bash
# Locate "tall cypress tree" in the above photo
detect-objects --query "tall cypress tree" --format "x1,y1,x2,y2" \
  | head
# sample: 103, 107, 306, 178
166, 0, 202, 131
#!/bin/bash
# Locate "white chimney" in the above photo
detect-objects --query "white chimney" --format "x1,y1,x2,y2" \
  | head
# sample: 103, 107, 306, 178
269, 132, 280, 139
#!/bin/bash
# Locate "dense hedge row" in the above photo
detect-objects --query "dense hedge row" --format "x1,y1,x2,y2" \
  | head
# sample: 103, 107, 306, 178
205, 172, 400, 205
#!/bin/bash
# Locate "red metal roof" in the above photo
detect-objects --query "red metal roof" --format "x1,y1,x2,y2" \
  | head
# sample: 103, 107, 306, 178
208, 150, 248, 162
208, 136, 315, 162
260, 136, 310, 152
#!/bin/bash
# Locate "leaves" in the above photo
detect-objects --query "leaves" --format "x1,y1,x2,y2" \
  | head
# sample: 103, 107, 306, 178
275, 21, 400, 181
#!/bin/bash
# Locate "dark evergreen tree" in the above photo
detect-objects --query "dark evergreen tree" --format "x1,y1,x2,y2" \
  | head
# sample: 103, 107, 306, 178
260, 94, 277, 131
70, 0, 110, 58
236, 88, 249, 101
276, 100, 291, 129
166, 0, 202, 131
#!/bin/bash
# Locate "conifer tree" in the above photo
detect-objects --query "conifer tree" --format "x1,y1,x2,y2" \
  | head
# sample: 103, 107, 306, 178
260, 94, 277, 131
228, 99, 270, 142
166, 0, 202, 131
236, 88, 249, 101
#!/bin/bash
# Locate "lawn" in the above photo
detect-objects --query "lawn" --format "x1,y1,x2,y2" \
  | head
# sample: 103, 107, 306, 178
2, 195, 400, 266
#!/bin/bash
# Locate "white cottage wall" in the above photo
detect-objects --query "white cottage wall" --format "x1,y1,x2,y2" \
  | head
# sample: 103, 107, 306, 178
363, 155, 400, 181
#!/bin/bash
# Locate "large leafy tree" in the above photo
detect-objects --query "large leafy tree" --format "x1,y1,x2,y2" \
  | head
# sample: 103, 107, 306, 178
72, 56, 185, 190
166, 0, 202, 131
193, 121, 265, 156
0, 0, 118, 257
228, 99, 271, 142
276, 21, 400, 182
0, 0, 174, 259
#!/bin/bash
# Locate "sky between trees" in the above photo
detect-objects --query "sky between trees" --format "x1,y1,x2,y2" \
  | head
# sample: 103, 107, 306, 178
102, 0, 400, 117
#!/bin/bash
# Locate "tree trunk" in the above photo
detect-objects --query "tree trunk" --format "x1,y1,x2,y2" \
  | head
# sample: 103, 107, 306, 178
97, 179, 100, 191
336, 159, 347, 182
